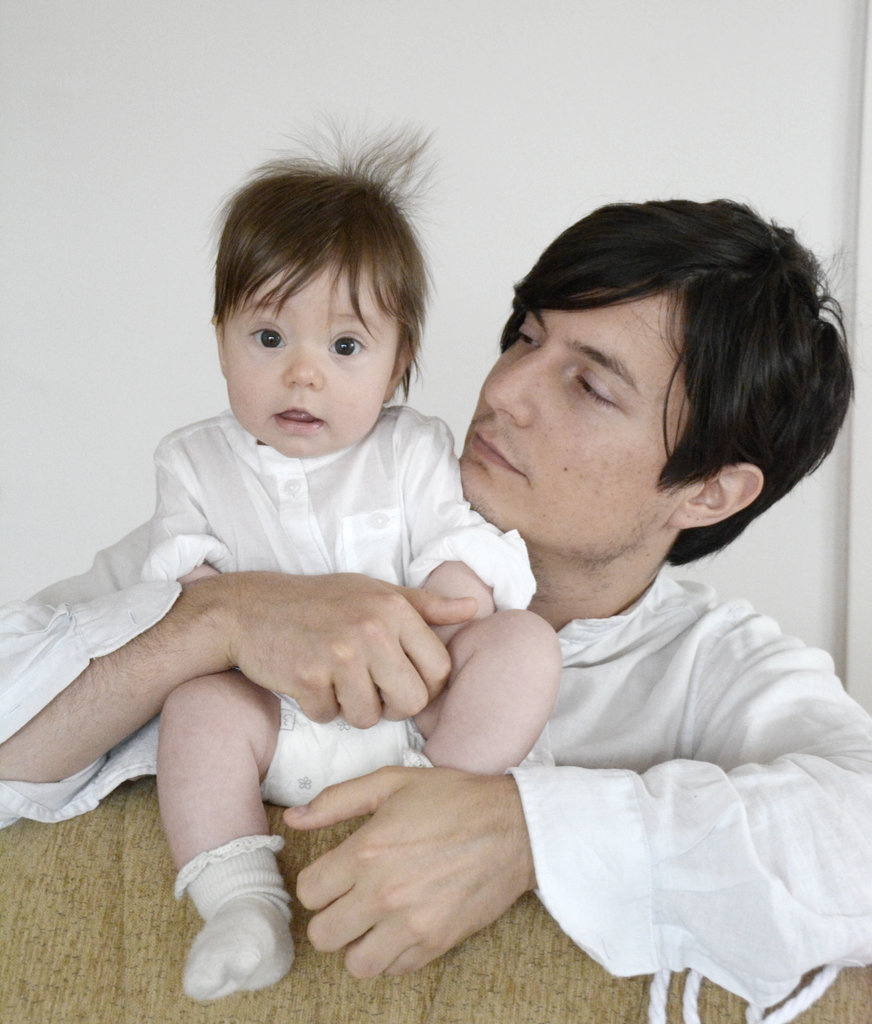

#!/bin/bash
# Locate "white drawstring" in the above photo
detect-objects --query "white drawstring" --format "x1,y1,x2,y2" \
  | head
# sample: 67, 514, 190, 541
646, 965, 840, 1024
745, 965, 841, 1024
682, 970, 702, 1024
647, 969, 671, 1024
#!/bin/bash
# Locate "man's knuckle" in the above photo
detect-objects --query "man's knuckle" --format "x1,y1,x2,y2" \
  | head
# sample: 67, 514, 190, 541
293, 655, 323, 686
353, 836, 386, 870
345, 947, 378, 979
305, 917, 329, 950
358, 616, 389, 644
353, 706, 381, 729
326, 639, 356, 665
383, 591, 408, 613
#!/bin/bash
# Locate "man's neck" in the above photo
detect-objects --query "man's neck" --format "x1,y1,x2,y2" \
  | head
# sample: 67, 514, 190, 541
526, 550, 663, 630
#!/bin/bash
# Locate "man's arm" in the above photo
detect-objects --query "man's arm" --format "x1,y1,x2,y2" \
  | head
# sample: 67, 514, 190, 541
285, 629, 872, 1008
287, 767, 536, 977
0, 571, 476, 784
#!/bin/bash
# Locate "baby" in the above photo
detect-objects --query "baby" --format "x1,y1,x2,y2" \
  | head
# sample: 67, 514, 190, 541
143, 129, 562, 1001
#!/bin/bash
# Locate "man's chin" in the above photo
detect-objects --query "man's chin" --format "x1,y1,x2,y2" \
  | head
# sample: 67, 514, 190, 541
461, 466, 511, 533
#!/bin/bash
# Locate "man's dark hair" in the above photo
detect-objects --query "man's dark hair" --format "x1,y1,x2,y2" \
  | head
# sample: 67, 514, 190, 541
501, 199, 852, 564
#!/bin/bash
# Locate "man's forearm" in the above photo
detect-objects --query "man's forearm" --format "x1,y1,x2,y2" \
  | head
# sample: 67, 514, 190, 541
0, 577, 233, 782
0, 570, 472, 785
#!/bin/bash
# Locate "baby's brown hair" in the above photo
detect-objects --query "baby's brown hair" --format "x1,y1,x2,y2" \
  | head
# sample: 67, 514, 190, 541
214, 127, 431, 397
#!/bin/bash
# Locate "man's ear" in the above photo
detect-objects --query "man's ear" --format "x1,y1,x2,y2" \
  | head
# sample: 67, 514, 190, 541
668, 463, 764, 530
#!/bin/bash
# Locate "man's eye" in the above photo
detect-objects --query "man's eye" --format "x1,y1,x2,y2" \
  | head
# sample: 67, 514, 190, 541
256, 329, 284, 349
578, 377, 613, 407
331, 337, 361, 356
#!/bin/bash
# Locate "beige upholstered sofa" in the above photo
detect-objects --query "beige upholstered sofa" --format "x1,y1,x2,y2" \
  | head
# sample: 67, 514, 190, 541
1, 777, 869, 1024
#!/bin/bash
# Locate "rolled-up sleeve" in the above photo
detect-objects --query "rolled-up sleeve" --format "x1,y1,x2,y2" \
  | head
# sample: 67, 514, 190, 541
0, 581, 179, 745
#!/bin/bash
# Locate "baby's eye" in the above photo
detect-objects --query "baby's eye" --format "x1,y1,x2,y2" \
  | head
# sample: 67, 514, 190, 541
255, 329, 284, 349
331, 337, 362, 357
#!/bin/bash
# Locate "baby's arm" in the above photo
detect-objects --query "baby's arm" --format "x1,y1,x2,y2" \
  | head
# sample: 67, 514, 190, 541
142, 432, 233, 583
416, 563, 562, 774
178, 563, 220, 584
423, 561, 495, 641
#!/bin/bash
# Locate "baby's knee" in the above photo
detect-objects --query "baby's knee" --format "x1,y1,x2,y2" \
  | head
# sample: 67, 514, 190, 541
162, 672, 276, 730
163, 673, 224, 717
476, 608, 555, 645
452, 608, 561, 669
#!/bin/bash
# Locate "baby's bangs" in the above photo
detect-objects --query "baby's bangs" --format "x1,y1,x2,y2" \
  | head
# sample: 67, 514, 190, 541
330, 235, 411, 330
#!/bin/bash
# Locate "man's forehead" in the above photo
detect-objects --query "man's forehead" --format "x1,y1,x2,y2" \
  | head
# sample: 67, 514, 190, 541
529, 298, 680, 391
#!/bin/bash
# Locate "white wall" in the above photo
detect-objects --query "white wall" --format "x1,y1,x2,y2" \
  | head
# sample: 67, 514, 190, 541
1, 0, 866, 693
847, 8, 872, 711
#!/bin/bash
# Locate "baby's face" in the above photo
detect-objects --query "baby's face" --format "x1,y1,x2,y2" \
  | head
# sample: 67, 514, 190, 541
216, 268, 404, 458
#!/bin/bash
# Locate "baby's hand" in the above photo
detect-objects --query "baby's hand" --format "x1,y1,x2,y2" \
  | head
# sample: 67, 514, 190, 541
178, 563, 220, 584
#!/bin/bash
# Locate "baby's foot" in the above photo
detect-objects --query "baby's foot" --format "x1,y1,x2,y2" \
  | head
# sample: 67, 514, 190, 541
183, 895, 293, 1001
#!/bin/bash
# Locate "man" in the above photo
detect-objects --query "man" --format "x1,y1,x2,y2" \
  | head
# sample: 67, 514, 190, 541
2, 199, 870, 1016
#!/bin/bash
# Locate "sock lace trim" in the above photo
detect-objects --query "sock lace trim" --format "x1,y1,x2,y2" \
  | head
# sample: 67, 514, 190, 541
174, 833, 285, 900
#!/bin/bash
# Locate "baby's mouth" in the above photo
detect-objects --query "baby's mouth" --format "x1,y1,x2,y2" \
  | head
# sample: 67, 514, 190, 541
274, 409, 325, 433
278, 409, 319, 422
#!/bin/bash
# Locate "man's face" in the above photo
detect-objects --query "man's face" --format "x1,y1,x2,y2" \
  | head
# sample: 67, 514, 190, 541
460, 295, 693, 584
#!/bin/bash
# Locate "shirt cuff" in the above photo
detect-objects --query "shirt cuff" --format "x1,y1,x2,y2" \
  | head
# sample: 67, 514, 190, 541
510, 764, 657, 977
0, 581, 180, 744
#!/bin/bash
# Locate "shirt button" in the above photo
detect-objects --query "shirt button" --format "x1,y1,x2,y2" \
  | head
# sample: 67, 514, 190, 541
283, 481, 301, 499
370, 512, 390, 529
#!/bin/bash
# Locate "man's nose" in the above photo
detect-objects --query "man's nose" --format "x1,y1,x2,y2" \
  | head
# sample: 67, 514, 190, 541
482, 347, 542, 426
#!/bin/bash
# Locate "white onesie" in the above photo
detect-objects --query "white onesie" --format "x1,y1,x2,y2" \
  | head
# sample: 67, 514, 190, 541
141, 405, 538, 801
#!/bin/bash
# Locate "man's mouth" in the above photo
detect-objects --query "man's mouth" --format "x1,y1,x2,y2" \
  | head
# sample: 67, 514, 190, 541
468, 430, 524, 476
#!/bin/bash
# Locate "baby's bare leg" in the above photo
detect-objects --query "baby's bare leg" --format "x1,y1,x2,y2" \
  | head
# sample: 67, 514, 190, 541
158, 670, 280, 867
419, 609, 562, 774
158, 672, 292, 1000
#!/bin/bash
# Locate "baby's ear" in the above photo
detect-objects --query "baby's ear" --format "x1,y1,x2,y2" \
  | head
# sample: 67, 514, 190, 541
384, 354, 411, 401
383, 375, 401, 402
668, 463, 764, 530
213, 319, 228, 379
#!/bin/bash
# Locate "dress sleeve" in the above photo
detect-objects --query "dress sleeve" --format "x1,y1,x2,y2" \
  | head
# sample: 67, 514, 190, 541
0, 526, 180, 745
140, 438, 232, 582
399, 415, 536, 610
511, 617, 872, 1007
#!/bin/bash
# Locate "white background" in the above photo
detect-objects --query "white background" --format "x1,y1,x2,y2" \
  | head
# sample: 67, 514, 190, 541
1, 1, 869, 701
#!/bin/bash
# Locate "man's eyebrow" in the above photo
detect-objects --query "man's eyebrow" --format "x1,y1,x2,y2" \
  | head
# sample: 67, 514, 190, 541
527, 310, 639, 391
573, 343, 639, 392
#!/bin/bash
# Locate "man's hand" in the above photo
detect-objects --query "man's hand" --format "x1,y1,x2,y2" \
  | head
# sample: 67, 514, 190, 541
284, 766, 536, 977
205, 572, 477, 726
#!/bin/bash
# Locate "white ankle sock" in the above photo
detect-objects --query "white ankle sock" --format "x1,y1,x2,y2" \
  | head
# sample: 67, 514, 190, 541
175, 835, 293, 1001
